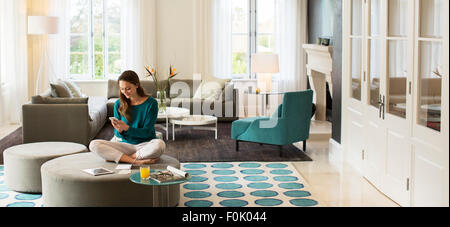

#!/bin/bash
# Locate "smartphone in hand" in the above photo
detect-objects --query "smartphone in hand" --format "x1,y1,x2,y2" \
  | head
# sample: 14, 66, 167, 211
109, 117, 119, 123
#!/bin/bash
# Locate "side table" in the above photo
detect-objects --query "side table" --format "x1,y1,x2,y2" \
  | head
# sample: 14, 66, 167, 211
244, 91, 285, 116
156, 107, 190, 140
170, 115, 218, 141
129, 171, 191, 207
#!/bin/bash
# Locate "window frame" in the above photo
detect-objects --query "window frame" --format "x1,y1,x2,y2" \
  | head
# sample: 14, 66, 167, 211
68, 0, 121, 80
232, 0, 275, 79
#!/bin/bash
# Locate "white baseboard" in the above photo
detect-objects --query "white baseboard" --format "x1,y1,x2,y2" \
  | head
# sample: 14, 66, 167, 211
329, 138, 344, 167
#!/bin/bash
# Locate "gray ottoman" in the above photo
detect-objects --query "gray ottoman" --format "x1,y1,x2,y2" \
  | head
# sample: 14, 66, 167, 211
41, 152, 180, 207
3, 142, 88, 193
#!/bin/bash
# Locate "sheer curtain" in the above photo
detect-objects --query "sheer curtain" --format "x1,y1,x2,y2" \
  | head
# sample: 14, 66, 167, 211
0, 0, 29, 126
48, 0, 70, 81
274, 0, 308, 92
193, 0, 231, 80
193, 0, 213, 80
211, 0, 232, 79
120, 0, 156, 79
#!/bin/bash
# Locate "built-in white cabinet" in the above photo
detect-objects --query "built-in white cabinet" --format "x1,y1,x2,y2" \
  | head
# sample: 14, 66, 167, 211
342, 0, 449, 207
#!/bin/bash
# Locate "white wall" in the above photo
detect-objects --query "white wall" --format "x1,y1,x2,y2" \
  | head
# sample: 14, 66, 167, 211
156, 0, 195, 80
74, 81, 108, 97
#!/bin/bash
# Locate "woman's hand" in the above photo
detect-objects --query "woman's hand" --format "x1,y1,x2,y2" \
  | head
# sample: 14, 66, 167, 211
112, 119, 130, 133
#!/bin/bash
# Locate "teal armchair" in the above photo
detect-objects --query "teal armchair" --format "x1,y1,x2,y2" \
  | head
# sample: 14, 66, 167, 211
231, 90, 313, 157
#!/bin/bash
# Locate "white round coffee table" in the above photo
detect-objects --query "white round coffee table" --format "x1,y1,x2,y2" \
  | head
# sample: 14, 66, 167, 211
156, 107, 190, 140
170, 115, 218, 141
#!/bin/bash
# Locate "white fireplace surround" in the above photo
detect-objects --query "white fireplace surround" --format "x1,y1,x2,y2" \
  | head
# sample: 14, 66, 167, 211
303, 44, 333, 121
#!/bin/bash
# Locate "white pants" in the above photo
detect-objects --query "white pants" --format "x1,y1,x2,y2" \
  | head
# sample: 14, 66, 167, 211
89, 137, 166, 163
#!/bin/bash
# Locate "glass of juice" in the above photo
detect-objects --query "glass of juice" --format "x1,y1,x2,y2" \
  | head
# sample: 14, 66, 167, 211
140, 166, 150, 180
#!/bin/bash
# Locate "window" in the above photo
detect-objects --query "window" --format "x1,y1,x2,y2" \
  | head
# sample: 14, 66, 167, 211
232, 0, 275, 79
69, 0, 121, 80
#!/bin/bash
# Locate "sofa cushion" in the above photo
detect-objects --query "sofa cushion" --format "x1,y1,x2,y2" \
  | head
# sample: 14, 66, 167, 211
31, 96, 89, 104
223, 83, 234, 102
107, 98, 119, 117
61, 80, 84, 98
193, 81, 223, 101
88, 96, 108, 138
107, 79, 161, 99
50, 81, 73, 98
169, 79, 199, 99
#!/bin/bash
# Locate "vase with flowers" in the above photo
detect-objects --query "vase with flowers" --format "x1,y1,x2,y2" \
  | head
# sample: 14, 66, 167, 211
145, 65, 179, 113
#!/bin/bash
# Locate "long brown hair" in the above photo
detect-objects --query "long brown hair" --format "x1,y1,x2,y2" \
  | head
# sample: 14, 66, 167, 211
118, 70, 149, 123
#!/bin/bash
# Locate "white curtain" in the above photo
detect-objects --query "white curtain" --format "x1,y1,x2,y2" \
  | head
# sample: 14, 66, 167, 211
211, 0, 232, 79
274, 0, 308, 92
0, 0, 29, 126
193, 0, 213, 80
388, 0, 408, 37
47, 0, 70, 81
120, 0, 156, 79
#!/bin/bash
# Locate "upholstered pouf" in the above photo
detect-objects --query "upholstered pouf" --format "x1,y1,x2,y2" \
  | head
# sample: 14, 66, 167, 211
41, 152, 180, 207
3, 142, 88, 193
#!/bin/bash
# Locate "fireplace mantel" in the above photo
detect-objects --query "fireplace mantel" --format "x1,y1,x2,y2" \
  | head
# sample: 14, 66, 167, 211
303, 44, 333, 121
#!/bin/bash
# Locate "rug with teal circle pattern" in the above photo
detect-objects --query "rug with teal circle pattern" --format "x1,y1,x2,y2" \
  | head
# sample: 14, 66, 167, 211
180, 162, 318, 207
0, 163, 318, 207
0, 165, 43, 207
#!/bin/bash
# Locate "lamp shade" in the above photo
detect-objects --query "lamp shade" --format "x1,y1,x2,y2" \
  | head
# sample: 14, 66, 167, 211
251, 54, 279, 74
28, 16, 59, 35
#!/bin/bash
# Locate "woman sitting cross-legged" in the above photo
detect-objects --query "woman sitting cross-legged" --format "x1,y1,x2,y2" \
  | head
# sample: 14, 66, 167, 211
89, 70, 165, 165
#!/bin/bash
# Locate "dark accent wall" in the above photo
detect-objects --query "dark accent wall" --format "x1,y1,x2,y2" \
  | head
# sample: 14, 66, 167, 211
308, 0, 342, 143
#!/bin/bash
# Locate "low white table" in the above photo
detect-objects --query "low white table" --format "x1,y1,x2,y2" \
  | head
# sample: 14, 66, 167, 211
170, 115, 218, 141
156, 107, 190, 140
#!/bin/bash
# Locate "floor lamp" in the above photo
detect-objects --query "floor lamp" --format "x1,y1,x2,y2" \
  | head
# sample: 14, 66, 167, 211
251, 53, 279, 93
28, 16, 59, 95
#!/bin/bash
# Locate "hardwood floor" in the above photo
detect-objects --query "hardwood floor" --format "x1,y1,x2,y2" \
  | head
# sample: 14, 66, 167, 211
292, 140, 399, 207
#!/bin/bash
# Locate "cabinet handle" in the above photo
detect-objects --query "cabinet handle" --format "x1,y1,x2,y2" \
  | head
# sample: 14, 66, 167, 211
378, 95, 385, 119
409, 81, 412, 95
407, 178, 410, 191
378, 95, 386, 120
378, 95, 382, 118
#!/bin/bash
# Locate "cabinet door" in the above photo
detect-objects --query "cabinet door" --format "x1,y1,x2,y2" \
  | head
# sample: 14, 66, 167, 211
381, 0, 413, 207
363, 0, 385, 189
411, 0, 449, 207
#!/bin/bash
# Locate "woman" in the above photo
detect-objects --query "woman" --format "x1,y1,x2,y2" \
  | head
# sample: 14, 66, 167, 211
89, 70, 165, 165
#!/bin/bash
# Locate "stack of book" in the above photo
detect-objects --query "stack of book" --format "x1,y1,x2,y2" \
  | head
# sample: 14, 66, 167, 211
150, 166, 190, 183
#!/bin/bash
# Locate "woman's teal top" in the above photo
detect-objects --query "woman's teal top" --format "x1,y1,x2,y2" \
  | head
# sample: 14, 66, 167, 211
114, 97, 159, 145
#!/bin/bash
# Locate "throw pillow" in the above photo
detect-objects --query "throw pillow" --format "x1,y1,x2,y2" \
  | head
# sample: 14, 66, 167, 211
193, 81, 223, 101
62, 80, 84, 98
50, 81, 73, 98
222, 83, 234, 102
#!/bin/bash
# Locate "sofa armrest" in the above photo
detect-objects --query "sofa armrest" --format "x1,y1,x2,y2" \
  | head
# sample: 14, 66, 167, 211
22, 104, 91, 146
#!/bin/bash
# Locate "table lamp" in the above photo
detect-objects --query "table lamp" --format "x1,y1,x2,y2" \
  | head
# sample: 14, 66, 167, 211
28, 16, 59, 95
251, 54, 279, 93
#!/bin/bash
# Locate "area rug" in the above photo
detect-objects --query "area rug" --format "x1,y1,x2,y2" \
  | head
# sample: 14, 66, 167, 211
0, 163, 318, 207
179, 162, 318, 207
0, 123, 312, 164
0, 165, 43, 207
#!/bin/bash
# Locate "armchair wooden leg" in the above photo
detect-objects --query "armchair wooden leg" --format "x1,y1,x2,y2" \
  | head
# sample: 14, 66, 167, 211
236, 140, 239, 152
303, 140, 307, 152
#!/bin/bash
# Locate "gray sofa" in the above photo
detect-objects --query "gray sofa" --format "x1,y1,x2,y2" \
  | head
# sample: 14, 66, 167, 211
22, 79, 239, 147
22, 90, 107, 147
106, 79, 239, 122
